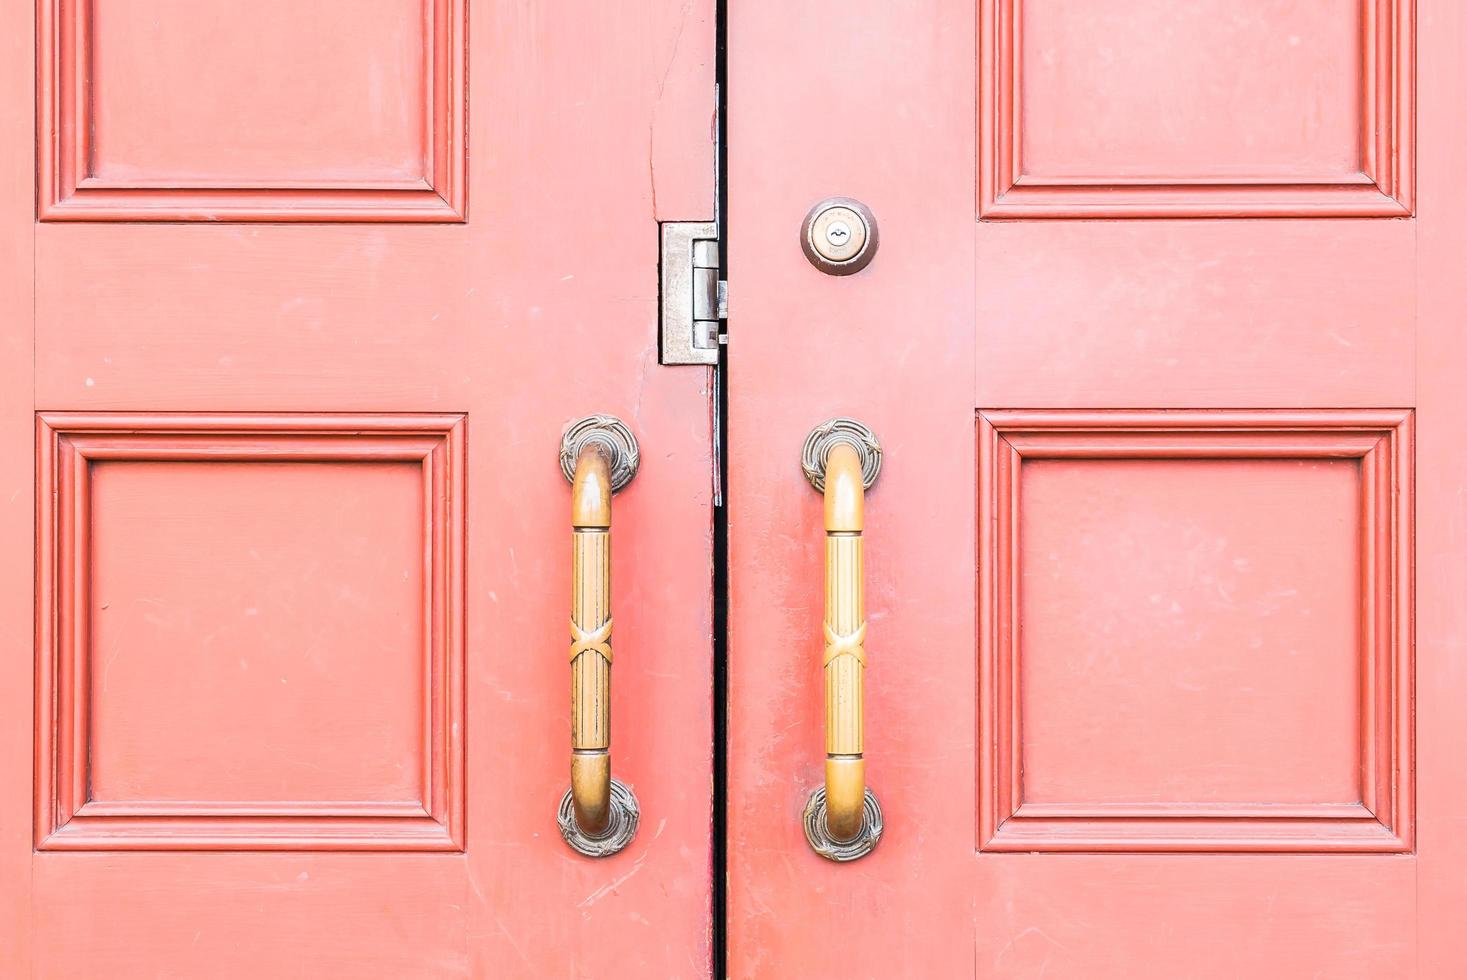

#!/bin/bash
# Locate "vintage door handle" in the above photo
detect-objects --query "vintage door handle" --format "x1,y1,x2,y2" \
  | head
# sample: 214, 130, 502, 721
556, 416, 640, 857
800, 419, 885, 861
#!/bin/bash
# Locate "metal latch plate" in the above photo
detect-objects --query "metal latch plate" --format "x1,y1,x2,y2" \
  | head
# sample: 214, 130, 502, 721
660, 221, 721, 365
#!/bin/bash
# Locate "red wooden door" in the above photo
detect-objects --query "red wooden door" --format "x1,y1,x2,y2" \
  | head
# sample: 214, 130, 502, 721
729, 1, 1467, 976
1, 1, 717, 976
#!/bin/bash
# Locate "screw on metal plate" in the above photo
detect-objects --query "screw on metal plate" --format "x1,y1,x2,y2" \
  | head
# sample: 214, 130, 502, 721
801, 197, 878, 276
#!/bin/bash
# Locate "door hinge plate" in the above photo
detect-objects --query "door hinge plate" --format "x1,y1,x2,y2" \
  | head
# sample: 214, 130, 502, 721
660, 221, 724, 365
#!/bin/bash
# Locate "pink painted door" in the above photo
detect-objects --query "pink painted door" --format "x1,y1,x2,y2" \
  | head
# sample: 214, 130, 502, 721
729, 1, 1467, 976
2, 1, 716, 976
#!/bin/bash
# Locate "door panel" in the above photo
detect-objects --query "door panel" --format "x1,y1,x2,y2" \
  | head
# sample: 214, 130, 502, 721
35, 415, 465, 852
730, 1, 1462, 977
978, 411, 1411, 855
41, 0, 466, 220
981, 0, 1411, 217
5, 0, 717, 975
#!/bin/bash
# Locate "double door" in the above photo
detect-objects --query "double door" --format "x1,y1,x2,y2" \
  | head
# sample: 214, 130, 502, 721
5, 1, 1467, 976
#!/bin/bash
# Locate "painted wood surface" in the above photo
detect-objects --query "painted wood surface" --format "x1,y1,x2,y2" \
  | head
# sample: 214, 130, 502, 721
727, 0, 980, 973
728, 0, 1459, 976
6, 0, 717, 975
982, 0, 1413, 217
1411, 2, 1467, 974
40, 0, 467, 220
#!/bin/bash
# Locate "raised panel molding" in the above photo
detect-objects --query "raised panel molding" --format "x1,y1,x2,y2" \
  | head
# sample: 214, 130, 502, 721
979, 1, 1415, 218
35, 413, 465, 850
977, 410, 1414, 852
38, 0, 466, 221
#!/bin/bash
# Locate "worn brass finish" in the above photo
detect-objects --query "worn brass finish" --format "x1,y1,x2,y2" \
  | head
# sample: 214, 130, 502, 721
823, 756, 866, 841
801, 419, 884, 860
571, 444, 614, 834
557, 416, 640, 857
557, 779, 639, 859
559, 414, 640, 491
802, 786, 885, 863
822, 443, 868, 841
801, 416, 883, 492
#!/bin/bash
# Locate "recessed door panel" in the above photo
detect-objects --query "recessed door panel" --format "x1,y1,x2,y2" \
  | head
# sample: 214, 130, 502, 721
982, 0, 1412, 216
1020, 459, 1360, 807
40, 0, 466, 219
87, 460, 427, 808
36, 415, 464, 852
978, 411, 1411, 854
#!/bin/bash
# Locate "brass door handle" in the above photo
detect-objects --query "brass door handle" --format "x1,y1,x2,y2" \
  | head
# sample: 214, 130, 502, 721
557, 416, 640, 857
801, 419, 884, 861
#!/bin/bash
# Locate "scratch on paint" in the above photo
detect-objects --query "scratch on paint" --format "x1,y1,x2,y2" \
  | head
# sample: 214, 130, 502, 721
632, 342, 656, 430
577, 851, 649, 910
994, 926, 1067, 970
577, 818, 666, 909
100, 647, 122, 693
490, 910, 533, 970
467, 867, 532, 969
647, 0, 694, 219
